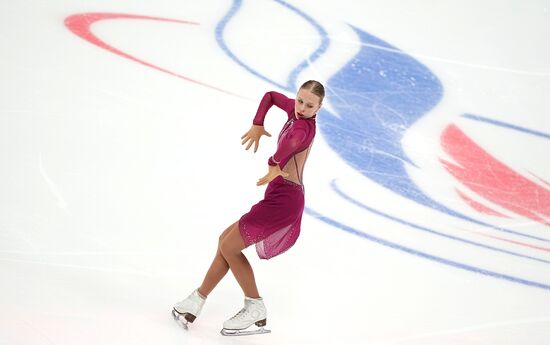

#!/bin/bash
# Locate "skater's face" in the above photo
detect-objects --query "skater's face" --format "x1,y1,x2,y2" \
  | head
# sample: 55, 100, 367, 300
295, 88, 321, 120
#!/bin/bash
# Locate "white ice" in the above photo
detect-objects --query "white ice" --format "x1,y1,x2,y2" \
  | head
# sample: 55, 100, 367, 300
1, 1, 549, 344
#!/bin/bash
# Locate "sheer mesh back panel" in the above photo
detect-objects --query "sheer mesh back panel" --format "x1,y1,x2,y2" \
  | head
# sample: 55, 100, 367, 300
282, 141, 313, 185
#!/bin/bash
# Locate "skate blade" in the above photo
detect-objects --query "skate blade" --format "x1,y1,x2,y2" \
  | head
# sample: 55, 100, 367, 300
220, 327, 271, 336
171, 309, 189, 330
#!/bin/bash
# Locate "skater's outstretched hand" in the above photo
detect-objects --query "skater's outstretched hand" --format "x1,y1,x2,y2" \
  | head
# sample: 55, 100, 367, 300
241, 125, 271, 153
257, 164, 289, 186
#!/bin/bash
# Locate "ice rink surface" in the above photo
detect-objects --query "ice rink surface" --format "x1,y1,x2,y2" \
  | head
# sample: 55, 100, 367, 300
1, 1, 549, 344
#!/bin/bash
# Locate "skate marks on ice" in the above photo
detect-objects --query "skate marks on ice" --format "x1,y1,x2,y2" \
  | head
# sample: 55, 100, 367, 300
371, 316, 550, 345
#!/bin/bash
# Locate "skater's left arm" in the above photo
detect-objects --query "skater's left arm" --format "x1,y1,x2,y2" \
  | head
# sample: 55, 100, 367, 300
256, 164, 289, 186
256, 124, 308, 186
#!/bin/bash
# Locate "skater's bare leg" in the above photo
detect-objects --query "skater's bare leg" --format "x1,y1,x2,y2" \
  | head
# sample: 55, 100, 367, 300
173, 225, 236, 326
197, 249, 228, 297
198, 223, 234, 297
219, 222, 260, 299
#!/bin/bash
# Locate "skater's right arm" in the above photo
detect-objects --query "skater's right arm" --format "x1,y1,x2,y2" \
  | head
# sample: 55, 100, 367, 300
241, 91, 293, 153
252, 91, 294, 125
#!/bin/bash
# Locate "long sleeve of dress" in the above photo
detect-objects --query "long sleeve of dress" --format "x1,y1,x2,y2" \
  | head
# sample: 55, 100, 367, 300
253, 91, 295, 126
268, 122, 309, 166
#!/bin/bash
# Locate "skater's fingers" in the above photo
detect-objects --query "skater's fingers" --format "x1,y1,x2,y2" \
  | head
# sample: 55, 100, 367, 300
242, 136, 253, 147
264, 130, 272, 137
256, 174, 269, 186
253, 140, 259, 153
245, 139, 254, 151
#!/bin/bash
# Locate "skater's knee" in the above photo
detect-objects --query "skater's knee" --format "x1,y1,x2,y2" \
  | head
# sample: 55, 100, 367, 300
218, 221, 237, 246
220, 236, 244, 258
218, 222, 245, 258
219, 237, 236, 258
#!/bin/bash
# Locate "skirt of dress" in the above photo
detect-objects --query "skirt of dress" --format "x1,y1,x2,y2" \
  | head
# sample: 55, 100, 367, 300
239, 176, 305, 260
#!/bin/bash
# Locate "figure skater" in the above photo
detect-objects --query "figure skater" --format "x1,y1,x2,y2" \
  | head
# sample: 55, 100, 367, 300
172, 80, 325, 336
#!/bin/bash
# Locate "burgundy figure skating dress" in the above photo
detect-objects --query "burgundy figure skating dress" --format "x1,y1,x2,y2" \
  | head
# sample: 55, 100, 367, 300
239, 91, 316, 260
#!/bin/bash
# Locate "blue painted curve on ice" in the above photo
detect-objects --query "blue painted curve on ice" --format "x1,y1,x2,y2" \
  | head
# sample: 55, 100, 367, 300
305, 208, 550, 291
331, 180, 550, 265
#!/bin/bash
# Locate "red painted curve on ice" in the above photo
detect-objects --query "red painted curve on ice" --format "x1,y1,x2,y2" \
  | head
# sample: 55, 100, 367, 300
441, 124, 550, 227
64, 13, 243, 98
469, 229, 550, 253
455, 188, 508, 217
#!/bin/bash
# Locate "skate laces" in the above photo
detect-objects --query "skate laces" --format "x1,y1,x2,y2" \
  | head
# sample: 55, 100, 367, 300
229, 307, 248, 320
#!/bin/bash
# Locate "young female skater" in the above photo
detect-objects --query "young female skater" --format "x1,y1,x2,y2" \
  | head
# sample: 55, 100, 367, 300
172, 80, 325, 336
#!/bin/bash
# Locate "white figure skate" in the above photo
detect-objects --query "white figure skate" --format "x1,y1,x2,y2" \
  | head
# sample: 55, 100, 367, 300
220, 297, 271, 336
172, 289, 206, 330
